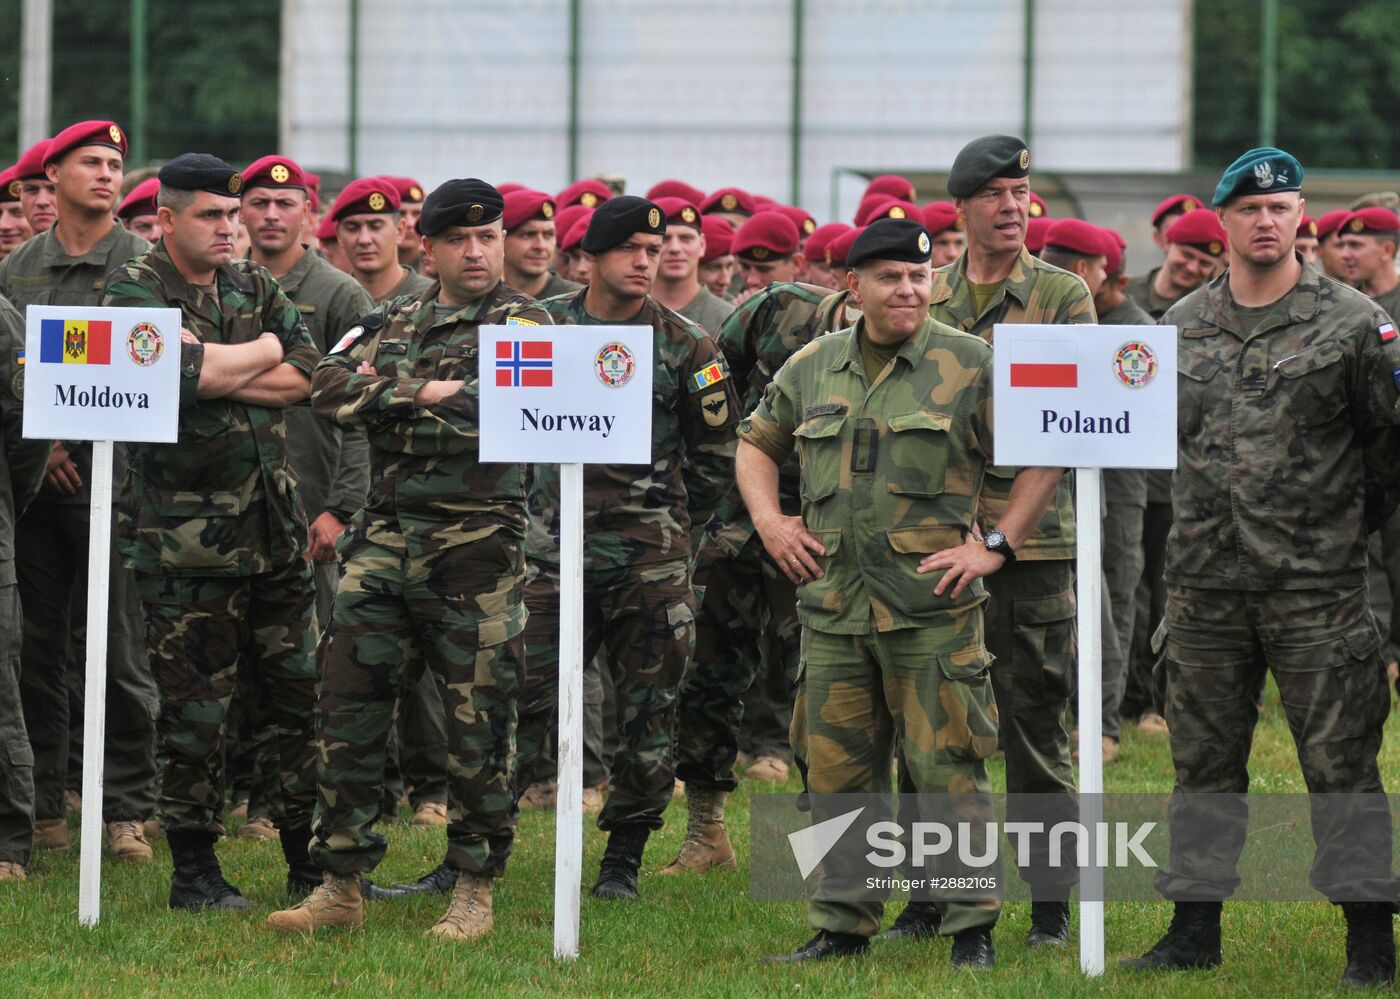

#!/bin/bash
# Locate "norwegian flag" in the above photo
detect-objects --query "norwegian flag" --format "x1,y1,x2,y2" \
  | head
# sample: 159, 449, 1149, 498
495, 340, 553, 387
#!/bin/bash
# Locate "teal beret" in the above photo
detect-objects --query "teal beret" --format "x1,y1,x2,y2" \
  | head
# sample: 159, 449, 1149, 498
947, 134, 1030, 199
1212, 147, 1303, 206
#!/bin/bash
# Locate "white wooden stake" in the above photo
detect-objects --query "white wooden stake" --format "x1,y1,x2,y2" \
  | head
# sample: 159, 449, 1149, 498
553, 462, 585, 959
78, 440, 113, 927
1076, 466, 1105, 975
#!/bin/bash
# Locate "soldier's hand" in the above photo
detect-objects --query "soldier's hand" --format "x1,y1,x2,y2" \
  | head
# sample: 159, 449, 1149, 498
414, 380, 465, 407
917, 536, 1005, 599
355, 360, 375, 375
44, 441, 82, 495
307, 511, 348, 563
180, 328, 201, 345
756, 514, 826, 583
258, 331, 286, 362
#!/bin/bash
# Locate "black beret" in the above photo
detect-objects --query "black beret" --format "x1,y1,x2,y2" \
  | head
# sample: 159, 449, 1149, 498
581, 195, 667, 253
846, 218, 932, 268
418, 178, 504, 236
946, 134, 1031, 199
157, 152, 243, 197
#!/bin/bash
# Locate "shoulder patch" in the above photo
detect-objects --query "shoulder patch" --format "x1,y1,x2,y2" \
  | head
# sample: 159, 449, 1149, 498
700, 391, 730, 427
329, 326, 365, 355
690, 359, 729, 393
505, 315, 539, 326
1379, 321, 1396, 344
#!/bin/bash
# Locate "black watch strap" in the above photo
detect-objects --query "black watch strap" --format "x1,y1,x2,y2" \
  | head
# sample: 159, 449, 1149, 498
984, 530, 1017, 563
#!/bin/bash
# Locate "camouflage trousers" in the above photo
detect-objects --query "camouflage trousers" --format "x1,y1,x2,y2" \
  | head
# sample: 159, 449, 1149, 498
676, 537, 799, 792
135, 560, 317, 835
800, 622, 1002, 938
984, 558, 1078, 896
0, 584, 34, 866
309, 532, 525, 878
516, 558, 694, 831
1124, 500, 1172, 720
1156, 584, 1400, 904
1100, 486, 1146, 740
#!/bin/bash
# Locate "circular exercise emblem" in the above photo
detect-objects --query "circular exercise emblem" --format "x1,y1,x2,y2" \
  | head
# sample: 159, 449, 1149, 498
1113, 340, 1157, 388
126, 322, 165, 367
595, 342, 635, 388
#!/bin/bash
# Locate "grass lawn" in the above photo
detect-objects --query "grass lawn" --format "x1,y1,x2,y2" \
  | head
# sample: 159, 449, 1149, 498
2, 680, 1396, 998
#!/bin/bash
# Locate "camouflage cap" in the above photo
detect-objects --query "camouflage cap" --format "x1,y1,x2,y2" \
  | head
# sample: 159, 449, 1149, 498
1212, 147, 1303, 206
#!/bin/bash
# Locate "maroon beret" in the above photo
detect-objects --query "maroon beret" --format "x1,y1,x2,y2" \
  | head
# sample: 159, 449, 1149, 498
0, 167, 19, 204
1297, 214, 1318, 239
653, 197, 702, 230
700, 187, 755, 217
1314, 209, 1351, 241
242, 155, 310, 193
1028, 191, 1048, 218
862, 174, 916, 203
863, 198, 920, 224
921, 201, 963, 237
14, 140, 51, 182
557, 179, 613, 209
553, 204, 592, 247
385, 176, 426, 204
1025, 216, 1055, 253
43, 121, 127, 166
315, 214, 338, 241
804, 222, 853, 266
1151, 193, 1203, 227
732, 212, 800, 261
502, 189, 558, 230
117, 177, 160, 219
647, 179, 706, 204
827, 226, 865, 268
1044, 218, 1110, 257
700, 215, 735, 262
1165, 208, 1227, 255
1101, 227, 1127, 277
758, 203, 817, 237
559, 210, 594, 252
1342, 207, 1400, 237
497, 182, 527, 195
329, 177, 402, 222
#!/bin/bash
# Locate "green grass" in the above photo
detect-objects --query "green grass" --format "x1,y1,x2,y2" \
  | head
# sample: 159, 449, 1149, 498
2, 679, 1397, 998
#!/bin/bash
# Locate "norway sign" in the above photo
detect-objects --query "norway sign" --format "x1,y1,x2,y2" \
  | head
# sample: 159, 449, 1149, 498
22, 305, 182, 443
478, 324, 653, 464
991, 324, 1177, 469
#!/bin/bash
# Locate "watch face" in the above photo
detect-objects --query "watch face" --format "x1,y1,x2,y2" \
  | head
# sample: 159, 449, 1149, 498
986, 531, 1005, 547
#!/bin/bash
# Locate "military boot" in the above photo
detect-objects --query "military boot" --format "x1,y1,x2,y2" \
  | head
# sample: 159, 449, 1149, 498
878, 900, 942, 941
763, 930, 870, 963
426, 872, 495, 941
950, 926, 996, 968
168, 830, 254, 911
34, 817, 68, 851
279, 824, 322, 897
266, 872, 363, 935
1341, 902, 1396, 989
105, 820, 154, 862
518, 780, 558, 811
1120, 901, 1222, 970
659, 788, 736, 875
1027, 900, 1071, 947
592, 825, 651, 900
238, 815, 278, 840
411, 801, 448, 828
0, 861, 26, 882
389, 859, 457, 895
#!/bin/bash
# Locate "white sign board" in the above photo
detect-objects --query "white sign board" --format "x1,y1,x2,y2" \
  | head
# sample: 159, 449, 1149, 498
23, 306, 182, 443
478, 324, 654, 464
991, 324, 1177, 469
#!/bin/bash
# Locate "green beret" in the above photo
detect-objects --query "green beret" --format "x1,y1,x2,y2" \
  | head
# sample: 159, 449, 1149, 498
846, 217, 932, 268
158, 152, 243, 197
947, 134, 1030, 199
1212, 147, 1303, 206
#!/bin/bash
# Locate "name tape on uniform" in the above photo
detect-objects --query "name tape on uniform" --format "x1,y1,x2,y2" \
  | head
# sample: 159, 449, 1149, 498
22, 305, 182, 443
992, 323, 1178, 469
478, 325, 654, 464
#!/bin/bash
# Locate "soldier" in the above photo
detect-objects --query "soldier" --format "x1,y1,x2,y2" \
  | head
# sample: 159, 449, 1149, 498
555, 209, 595, 285
118, 178, 162, 243
556, 178, 613, 211
266, 179, 549, 939
102, 152, 323, 909
386, 176, 426, 270
1295, 214, 1320, 266
517, 196, 739, 901
331, 178, 433, 304
1147, 193, 1203, 254
13, 140, 56, 235
801, 223, 854, 291
0, 292, 52, 882
922, 202, 966, 268
0, 169, 32, 260
650, 197, 734, 334
0, 120, 160, 864
502, 189, 581, 301
913, 134, 1095, 948
697, 215, 737, 300
1125, 209, 1227, 320
1338, 208, 1400, 320
744, 219, 1062, 966
1122, 147, 1400, 990
1315, 209, 1353, 283
733, 213, 804, 304
316, 214, 352, 274
700, 187, 755, 233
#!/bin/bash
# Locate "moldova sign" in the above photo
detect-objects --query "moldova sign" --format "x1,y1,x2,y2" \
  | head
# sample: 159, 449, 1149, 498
477, 325, 654, 464
991, 324, 1177, 469
23, 305, 182, 443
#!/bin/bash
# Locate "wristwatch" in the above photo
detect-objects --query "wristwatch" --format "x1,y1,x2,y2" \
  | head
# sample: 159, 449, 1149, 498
984, 530, 1017, 563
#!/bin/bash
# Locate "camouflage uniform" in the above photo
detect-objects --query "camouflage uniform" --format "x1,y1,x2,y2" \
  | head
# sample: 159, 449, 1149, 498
1156, 262, 1400, 904
678, 283, 848, 793
306, 280, 548, 877
0, 294, 51, 868
677, 285, 735, 335
102, 241, 321, 835
539, 272, 582, 300
0, 224, 159, 826
517, 289, 739, 832
1364, 283, 1400, 666
739, 315, 1002, 939
928, 246, 1094, 898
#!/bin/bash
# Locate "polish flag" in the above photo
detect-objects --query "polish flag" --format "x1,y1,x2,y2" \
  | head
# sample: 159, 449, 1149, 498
1009, 341, 1078, 388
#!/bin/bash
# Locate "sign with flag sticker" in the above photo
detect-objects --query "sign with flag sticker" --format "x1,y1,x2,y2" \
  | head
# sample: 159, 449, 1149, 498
991, 323, 1177, 468
477, 325, 652, 463
23, 305, 182, 443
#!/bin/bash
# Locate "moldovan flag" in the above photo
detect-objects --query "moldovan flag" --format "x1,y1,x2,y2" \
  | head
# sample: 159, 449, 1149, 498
39, 319, 112, 365
1009, 340, 1077, 388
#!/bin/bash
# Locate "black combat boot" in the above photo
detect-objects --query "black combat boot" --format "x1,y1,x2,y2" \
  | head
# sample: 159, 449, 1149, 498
592, 825, 652, 900
1341, 902, 1396, 989
878, 900, 942, 941
278, 824, 321, 897
763, 930, 870, 963
168, 829, 254, 911
950, 926, 996, 968
1120, 901, 1223, 970
1027, 899, 1071, 947
389, 858, 457, 895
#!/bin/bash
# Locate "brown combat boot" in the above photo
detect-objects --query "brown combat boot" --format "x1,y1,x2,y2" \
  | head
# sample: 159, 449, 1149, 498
518, 780, 558, 811
411, 801, 448, 827
426, 872, 494, 941
745, 756, 790, 784
105, 820, 154, 862
238, 815, 278, 840
0, 860, 26, 882
34, 818, 68, 851
660, 788, 737, 875
266, 872, 364, 935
